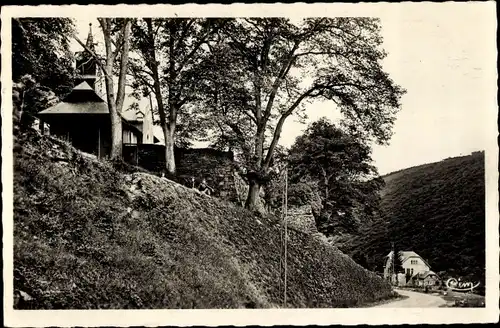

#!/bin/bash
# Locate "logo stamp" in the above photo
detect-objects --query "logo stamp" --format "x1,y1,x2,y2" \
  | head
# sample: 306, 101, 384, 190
445, 277, 480, 292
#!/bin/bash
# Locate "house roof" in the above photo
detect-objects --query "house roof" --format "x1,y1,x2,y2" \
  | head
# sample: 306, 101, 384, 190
72, 81, 95, 92
121, 108, 145, 121
386, 250, 431, 269
411, 270, 439, 280
38, 101, 109, 115
65, 81, 106, 103
39, 81, 106, 116
121, 107, 161, 143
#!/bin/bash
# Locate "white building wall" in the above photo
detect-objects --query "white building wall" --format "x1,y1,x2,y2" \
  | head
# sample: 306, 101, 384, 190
402, 257, 430, 276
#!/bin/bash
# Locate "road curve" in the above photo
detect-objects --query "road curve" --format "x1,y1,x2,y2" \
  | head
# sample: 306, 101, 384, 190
373, 289, 446, 308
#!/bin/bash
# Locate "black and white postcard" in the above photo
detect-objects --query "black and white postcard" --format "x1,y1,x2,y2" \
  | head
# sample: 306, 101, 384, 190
1, 2, 498, 326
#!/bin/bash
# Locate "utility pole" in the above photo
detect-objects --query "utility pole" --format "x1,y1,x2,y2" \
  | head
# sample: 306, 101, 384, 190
283, 165, 288, 307
391, 242, 395, 285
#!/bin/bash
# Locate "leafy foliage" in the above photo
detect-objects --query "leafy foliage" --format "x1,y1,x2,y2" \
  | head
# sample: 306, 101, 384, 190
196, 18, 405, 209
288, 118, 384, 236
129, 18, 227, 173
11, 18, 75, 128
12, 18, 75, 97
342, 152, 486, 285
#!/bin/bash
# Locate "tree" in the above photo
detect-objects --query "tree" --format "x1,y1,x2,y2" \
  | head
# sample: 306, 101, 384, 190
72, 18, 132, 160
353, 252, 370, 270
12, 18, 75, 96
288, 118, 385, 236
259, 145, 289, 212
392, 244, 405, 284
129, 18, 226, 174
16, 76, 60, 131
100, 18, 132, 160
201, 18, 405, 210
12, 18, 75, 128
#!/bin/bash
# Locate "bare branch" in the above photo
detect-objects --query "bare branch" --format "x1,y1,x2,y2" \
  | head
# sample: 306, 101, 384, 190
116, 19, 132, 113
262, 41, 299, 122
263, 86, 318, 168
243, 109, 258, 125
111, 21, 128, 61
243, 18, 264, 34
175, 22, 222, 75
129, 61, 155, 80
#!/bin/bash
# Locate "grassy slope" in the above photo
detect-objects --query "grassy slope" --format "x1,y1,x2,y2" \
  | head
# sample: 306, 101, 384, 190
13, 130, 393, 309
342, 152, 485, 284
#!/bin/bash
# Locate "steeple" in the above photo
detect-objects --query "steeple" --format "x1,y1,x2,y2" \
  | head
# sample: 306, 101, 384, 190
85, 23, 94, 50
75, 22, 97, 89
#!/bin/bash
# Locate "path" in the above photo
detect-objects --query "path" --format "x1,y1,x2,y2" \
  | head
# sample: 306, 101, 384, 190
373, 289, 446, 308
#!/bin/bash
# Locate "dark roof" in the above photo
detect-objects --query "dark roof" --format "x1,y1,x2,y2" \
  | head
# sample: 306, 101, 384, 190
122, 119, 142, 137
39, 81, 106, 116
63, 81, 105, 103
38, 101, 109, 115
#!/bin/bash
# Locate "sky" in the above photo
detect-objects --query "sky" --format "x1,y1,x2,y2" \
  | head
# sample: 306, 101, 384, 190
70, 4, 496, 175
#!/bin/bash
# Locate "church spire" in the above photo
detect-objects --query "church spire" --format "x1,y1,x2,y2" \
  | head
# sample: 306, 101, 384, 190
85, 23, 94, 50
75, 22, 97, 89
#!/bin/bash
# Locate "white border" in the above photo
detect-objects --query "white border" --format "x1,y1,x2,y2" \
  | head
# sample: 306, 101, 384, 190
2, 3, 498, 326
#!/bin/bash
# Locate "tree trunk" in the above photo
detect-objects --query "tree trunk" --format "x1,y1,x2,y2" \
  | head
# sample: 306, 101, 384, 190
100, 18, 126, 160
164, 122, 176, 175
112, 19, 132, 160
245, 180, 261, 210
145, 18, 170, 173
110, 108, 123, 159
244, 125, 266, 210
115, 20, 132, 114
103, 60, 122, 159
163, 22, 179, 176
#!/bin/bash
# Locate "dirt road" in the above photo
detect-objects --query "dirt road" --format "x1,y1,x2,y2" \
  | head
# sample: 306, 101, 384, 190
373, 289, 446, 308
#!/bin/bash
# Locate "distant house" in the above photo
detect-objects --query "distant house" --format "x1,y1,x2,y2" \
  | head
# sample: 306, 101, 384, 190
37, 24, 159, 159
122, 106, 155, 145
410, 270, 441, 288
384, 250, 433, 286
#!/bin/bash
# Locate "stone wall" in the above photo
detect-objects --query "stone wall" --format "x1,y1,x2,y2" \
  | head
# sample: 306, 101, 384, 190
123, 144, 240, 202
175, 148, 239, 202
287, 205, 318, 234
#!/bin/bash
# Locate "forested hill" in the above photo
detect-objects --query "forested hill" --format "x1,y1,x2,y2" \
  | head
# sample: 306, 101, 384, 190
344, 151, 485, 283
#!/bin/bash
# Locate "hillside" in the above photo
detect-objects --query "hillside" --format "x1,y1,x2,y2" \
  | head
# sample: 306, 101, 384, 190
12, 129, 394, 309
342, 152, 485, 285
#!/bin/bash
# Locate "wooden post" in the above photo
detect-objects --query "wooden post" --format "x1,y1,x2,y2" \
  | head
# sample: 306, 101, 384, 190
97, 127, 101, 158
148, 92, 154, 144
284, 166, 288, 307
39, 120, 44, 135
